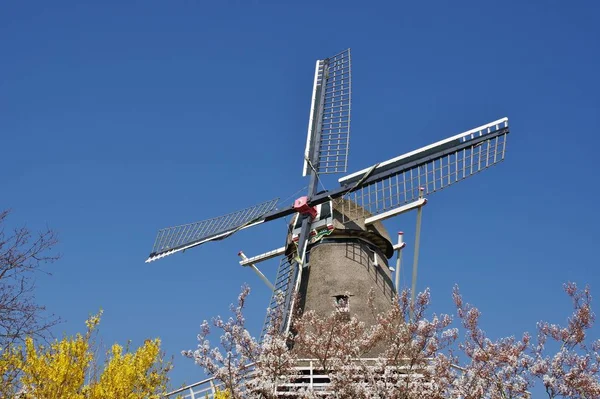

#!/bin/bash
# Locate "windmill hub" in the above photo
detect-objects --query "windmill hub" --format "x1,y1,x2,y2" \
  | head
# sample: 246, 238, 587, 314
292, 196, 318, 219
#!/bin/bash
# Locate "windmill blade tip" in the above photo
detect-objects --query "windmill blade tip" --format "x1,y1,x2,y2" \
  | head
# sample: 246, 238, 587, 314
145, 252, 160, 263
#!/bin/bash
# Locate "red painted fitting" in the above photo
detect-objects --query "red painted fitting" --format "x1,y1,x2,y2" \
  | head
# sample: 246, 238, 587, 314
293, 196, 317, 219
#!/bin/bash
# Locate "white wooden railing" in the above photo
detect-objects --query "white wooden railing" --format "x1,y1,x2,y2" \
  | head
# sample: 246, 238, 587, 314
162, 358, 432, 398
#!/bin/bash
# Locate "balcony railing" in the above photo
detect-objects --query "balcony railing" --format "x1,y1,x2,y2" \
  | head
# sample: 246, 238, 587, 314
163, 358, 432, 399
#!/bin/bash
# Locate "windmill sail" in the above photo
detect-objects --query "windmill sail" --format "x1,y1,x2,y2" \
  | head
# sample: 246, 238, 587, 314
303, 49, 352, 176
332, 118, 509, 223
261, 254, 300, 340
146, 198, 280, 262
147, 117, 509, 262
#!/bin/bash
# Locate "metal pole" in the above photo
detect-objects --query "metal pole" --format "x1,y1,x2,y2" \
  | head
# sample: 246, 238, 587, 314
238, 251, 275, 290
280, 59, 327, 335
294, 217, 311, 268
310, 360, 314, 390
394, 232, 404, 291
281, 216, 311, 335
307, 59, 328, 197
248, 264, 274, 291
410, 188, 425, 314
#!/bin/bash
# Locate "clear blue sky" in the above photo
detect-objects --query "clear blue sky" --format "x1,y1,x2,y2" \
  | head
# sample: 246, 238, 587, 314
2, 0, 599, 390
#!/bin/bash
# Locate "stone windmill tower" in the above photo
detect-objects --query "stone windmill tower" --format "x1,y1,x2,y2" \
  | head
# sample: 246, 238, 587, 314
288, 199, 396, 335
146, 48, 510, 348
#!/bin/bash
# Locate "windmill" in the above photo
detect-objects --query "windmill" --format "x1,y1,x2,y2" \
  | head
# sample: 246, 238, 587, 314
147, 48, 510, 341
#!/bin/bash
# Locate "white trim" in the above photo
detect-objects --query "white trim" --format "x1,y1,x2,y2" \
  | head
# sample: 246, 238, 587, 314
238, 246, 286, 266
364, 198, 427, 225
393, 242, 407, 251
302, 60, 323, 177
339, 117, 509, 183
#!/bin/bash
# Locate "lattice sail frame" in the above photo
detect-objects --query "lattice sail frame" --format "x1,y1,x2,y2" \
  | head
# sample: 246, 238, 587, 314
303, 49, 352, 176
147, 198, 279, 262
147, 118, 509, 262
319, 50, 351, 174
337, 118, 509, 223
261, 253, 300, 340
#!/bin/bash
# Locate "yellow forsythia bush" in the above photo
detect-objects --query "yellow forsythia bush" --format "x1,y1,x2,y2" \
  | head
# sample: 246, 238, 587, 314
1, 310, 170, 399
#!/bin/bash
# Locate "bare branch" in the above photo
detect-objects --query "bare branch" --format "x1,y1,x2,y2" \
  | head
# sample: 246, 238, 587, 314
0, 210, 60, 348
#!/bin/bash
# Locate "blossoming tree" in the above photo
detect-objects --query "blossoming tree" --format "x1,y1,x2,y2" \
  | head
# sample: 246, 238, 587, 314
184, 283, 599, 399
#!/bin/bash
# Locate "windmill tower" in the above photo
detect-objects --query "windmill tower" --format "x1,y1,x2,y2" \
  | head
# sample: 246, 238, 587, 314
147, 48, 510, 360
